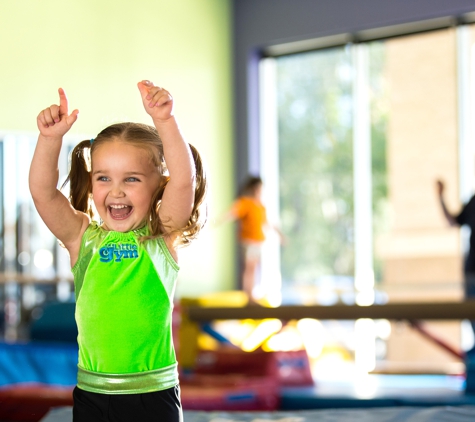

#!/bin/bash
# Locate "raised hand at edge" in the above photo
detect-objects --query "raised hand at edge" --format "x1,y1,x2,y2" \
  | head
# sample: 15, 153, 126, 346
37, 88, 79, 139
137, 80, 174, 123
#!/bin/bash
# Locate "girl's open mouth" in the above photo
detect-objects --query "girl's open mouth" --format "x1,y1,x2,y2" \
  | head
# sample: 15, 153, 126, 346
108, 205, 133, 220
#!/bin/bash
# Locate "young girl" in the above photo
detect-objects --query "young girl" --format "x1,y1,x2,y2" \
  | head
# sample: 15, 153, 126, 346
29, 80, 206, 422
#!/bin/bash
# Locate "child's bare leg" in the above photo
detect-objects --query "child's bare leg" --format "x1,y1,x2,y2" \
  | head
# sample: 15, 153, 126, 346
242, 257, 259, 301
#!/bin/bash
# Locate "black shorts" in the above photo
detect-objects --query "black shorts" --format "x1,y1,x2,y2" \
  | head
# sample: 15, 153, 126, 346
73, 385, 182, 422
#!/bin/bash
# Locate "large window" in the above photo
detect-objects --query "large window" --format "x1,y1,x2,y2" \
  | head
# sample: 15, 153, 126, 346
259, 24, 475, 372
260, 27, 467, 302
277, 47, 354, 289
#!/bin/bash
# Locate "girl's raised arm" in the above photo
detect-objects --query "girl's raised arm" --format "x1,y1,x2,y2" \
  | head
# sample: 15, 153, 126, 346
137, 80, 196, 241
29, 88, 89, 261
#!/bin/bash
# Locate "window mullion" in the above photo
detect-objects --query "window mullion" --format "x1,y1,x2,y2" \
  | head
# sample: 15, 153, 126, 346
352, 43, 375, 306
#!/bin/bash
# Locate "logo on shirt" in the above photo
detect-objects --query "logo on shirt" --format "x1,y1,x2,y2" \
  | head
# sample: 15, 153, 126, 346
99, 243, 139, 263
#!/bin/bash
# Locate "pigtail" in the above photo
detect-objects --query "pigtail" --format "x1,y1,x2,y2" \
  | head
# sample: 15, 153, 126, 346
144, 143, 207, 245
61, 140, 93, 218
181, 143, 208, 245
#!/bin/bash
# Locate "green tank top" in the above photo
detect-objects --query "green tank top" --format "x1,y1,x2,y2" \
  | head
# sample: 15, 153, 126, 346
71, 222, 180, 394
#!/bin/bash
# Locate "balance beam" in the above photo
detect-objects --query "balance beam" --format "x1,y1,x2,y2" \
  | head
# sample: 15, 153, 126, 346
185, 301, 475, 322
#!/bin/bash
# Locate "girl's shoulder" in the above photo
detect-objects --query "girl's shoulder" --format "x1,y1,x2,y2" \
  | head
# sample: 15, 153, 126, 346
84, 220, 106, 237
76, 221, 107, 253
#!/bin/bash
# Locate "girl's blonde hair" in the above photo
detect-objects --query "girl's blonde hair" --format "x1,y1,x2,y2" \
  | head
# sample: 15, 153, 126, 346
62, 122, 207, 245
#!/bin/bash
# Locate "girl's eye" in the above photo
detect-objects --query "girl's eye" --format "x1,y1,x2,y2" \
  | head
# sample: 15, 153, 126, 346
97, 176, 109, 182
126, 177, 139, 182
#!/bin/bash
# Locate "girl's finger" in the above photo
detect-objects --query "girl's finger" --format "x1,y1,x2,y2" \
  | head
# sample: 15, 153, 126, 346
43, 108, 55, 126
146, 85, 162, 101
50, 104, 60, 123
154, 92, 172, 108
58, 88, 69, 116
149, 90, 170, 108
66, 109, 79, 126
37, 111, 48, 128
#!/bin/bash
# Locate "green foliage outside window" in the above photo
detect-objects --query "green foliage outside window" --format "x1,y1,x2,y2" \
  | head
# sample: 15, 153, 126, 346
276, 42, 388, 287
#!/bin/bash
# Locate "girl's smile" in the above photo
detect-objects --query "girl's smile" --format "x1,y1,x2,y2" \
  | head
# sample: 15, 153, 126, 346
91, 140, 160, 232
109, 204, 133, 219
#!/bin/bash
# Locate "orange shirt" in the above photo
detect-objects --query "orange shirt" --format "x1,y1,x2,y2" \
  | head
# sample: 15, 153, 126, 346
232, 196, 267, 242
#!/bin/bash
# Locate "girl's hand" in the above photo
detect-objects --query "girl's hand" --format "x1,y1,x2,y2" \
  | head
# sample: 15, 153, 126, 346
137, 80, 174, 122
37, 88, 79, 139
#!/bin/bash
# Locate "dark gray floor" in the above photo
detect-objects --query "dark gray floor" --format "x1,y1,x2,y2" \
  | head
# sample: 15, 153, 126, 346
41, 406, 475, 422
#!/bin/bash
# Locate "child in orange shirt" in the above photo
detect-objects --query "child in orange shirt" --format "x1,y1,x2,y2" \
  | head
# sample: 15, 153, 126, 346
221, 176, 283, 302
